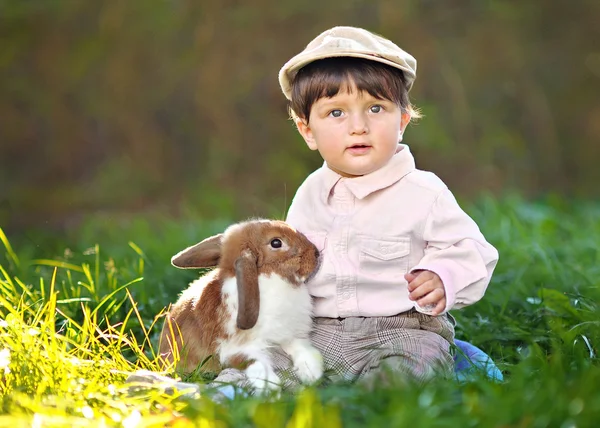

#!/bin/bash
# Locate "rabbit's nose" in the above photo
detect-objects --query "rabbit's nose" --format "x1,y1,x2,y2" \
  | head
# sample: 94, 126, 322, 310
314, 248, 320, 259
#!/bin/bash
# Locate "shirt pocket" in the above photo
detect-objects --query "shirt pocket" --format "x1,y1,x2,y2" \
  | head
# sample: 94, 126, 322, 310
359, 236, 411, 277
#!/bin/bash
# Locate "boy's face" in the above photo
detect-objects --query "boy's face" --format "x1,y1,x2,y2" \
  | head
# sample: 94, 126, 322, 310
295, 82, 410, 178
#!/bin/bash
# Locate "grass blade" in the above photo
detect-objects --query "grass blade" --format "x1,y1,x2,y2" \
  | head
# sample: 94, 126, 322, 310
0, 226, 19, 268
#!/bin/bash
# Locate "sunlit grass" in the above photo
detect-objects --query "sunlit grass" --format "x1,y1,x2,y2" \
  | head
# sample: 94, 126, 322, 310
0, 262, 168, 425
1, 195, 599, 426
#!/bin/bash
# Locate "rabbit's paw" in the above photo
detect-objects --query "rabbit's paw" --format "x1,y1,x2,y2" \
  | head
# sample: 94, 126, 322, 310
293, 346, 324, 384
245, 361, 281, 393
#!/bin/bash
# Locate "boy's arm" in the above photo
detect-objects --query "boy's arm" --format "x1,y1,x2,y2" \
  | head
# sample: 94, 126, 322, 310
285, 179, 311, 229
410, 188, 499, 313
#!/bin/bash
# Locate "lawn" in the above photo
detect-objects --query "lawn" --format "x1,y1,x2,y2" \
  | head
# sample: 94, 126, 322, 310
1, 195, 599, 427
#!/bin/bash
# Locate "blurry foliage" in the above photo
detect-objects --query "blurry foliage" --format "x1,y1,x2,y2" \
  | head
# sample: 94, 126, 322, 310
1, 0, 599, 231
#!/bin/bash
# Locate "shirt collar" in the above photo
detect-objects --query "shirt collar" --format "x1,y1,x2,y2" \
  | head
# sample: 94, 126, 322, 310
319, 144, 416, 204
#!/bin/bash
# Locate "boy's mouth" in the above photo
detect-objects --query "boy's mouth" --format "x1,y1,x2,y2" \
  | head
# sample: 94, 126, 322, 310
347, 144, 372, 154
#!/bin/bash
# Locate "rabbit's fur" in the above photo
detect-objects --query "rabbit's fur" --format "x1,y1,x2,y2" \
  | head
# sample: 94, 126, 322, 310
159, 219, 323, 391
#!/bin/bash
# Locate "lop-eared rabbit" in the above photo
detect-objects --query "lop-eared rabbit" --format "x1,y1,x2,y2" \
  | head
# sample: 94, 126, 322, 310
159, 219, 324, 391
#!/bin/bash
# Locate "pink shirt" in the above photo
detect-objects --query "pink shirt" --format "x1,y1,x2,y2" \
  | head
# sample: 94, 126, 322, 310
286, 145, 499, 318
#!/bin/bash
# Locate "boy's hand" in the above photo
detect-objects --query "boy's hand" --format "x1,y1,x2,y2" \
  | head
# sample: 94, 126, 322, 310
405, 270, 446, 316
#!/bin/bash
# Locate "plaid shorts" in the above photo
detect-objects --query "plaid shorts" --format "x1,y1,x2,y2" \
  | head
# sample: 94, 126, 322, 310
213, 310, 455, 389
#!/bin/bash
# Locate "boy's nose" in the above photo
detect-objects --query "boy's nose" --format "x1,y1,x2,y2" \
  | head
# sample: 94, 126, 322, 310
349, 114, 368, 135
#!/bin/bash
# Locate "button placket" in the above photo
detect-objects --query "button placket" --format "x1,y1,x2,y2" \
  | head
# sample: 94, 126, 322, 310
330, 180, 360, 316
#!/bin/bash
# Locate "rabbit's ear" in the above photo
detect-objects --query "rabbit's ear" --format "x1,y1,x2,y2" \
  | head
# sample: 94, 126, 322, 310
171, 234, 223, 269
234, 249, 260, 330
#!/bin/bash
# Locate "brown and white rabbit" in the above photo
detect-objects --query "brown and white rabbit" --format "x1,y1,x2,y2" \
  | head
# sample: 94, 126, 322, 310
159, 219, 324, 391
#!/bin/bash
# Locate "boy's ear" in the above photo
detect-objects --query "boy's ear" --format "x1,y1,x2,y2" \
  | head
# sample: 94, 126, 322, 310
401, 112, 411, 132
399, 112, 411, 142
295, 119, 318, 151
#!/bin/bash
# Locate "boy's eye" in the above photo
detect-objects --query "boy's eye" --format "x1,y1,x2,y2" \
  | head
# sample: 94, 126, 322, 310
329, 109, 343, 118
370, 105, 382, 113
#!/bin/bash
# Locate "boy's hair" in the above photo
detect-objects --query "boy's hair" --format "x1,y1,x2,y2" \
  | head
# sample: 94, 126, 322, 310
289, 57, 421, 123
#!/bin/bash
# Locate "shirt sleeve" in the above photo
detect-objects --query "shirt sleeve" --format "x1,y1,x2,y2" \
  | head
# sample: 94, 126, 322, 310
285, 179, 310, 229
410, 188, 499, 314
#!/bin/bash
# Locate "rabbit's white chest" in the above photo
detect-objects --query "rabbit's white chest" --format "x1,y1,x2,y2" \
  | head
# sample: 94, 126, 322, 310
221, 274, 313, 342
217, 274, 324, 384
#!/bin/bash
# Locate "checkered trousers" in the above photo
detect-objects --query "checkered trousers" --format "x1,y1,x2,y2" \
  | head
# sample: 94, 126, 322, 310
212, 310, 455, 389
307, 309, 455, 383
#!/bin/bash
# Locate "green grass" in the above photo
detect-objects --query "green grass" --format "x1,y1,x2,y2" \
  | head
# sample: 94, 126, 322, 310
1, 195, 599, 427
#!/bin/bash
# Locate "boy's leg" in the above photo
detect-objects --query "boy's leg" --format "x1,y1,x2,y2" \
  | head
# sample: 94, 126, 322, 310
310, 317, 368, 383
353, 311, 455, 387
308, 315, 452, 385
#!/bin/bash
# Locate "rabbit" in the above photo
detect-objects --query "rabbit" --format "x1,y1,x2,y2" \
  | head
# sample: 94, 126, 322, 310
159, 219, 324, 392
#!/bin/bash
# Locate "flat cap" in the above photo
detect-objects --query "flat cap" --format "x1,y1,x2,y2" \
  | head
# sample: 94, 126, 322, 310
278, 26, 417, 100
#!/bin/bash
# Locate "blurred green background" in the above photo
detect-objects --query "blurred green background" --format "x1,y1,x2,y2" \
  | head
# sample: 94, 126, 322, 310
1, 0, 599, 233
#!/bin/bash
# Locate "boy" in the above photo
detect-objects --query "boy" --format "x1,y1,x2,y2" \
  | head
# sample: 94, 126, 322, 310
277, 26, 499, 383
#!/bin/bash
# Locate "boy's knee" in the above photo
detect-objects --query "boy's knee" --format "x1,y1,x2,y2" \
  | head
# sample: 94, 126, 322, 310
359, 350, 453, 389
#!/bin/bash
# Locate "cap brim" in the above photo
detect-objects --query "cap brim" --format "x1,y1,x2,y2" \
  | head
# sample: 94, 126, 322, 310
278, 51, 416, 100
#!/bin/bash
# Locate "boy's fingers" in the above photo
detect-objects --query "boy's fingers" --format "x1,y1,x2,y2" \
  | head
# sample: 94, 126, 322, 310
404, 271, 423, 287
429, 299, 447, 316
408, 280, 436, 300
408, 289, 424, 301
406, 271, 430, 291
416, 288, 444, 306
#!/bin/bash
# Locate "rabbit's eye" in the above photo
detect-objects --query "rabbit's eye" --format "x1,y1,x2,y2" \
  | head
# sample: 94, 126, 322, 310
270, 238, 283, 249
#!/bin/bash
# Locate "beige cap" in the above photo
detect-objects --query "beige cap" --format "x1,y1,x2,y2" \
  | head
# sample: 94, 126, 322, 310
278, 26, 417, 100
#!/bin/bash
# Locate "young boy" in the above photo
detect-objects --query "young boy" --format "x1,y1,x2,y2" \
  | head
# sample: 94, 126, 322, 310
277, 26, 499, 383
